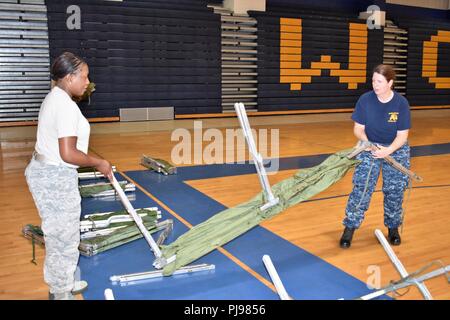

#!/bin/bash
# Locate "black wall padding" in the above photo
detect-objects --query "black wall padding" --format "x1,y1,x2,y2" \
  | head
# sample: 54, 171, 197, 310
45, 0, 221, 117
249, 10, 384, 111
395, 18, 450, 106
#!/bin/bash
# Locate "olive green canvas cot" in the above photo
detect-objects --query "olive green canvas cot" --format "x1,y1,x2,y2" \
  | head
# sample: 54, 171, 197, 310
160, 149, 359, 275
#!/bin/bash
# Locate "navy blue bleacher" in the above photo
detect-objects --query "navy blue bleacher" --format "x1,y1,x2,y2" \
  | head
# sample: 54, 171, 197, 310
45, 0, 221, 118
393, 17, 450, 106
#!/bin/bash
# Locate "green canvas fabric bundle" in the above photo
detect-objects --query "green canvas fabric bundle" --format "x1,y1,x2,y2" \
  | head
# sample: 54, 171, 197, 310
84, 209, 158, 222
77, 166, 117, 180
80, 217, 161, 256
77, 167, 97, 174
160, 149, 359, 275
141, 155, 177, 175
82, 208, 159, 229
79, 181, 127, 198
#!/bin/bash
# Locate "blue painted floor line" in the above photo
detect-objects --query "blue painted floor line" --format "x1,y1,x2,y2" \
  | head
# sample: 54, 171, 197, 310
174, 142, 450, 181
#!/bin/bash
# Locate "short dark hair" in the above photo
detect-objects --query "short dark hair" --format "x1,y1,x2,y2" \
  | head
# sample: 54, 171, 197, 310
50, 52, 86, 81
373, 64, 396, 83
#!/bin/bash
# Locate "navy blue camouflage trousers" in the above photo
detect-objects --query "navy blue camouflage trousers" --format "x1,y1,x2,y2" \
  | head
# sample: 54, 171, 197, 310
343, 143, 410, 229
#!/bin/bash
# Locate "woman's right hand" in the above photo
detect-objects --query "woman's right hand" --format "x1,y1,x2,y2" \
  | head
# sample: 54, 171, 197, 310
355, 140, 372, 152
96, 159, 113, 180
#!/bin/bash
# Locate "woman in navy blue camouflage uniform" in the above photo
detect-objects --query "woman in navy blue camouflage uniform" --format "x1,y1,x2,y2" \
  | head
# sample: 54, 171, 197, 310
340, 64, 411, 249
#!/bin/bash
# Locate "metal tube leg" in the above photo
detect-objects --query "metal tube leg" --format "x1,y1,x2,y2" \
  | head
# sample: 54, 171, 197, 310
262, 255, 292, 300
110, 264, 215, 283
104, 288, 115, 300
234, 103, 279, 210
357, 265, 449, 300
374, 229, 433, 300
110, 175, 164, 265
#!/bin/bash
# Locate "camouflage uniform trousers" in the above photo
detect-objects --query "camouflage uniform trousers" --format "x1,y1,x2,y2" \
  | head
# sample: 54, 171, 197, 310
25, 158, 81, 294
343, 143, 410, 229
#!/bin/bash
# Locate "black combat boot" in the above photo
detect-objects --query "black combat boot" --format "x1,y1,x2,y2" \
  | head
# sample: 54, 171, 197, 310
388, 227, 401, 246
339, 227, 355, 249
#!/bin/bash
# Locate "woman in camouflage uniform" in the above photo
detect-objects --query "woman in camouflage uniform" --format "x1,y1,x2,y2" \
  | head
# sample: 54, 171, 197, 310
25, 52, 113, 299
340, 64, 411, 249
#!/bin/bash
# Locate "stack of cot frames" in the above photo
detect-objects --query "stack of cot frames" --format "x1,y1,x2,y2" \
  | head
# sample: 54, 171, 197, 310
79, 180, 136, 198
79, 207, 173, 256
22, 207, 174, 257
77, 167, 136, 198
141, 155, 177, 175
77, 166, 117, 180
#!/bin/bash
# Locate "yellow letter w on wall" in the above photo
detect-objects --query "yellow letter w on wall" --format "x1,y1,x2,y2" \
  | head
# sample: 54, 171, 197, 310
280, 18, 368, 91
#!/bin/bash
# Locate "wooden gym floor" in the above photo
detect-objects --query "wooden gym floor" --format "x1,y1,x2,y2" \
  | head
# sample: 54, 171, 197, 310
0, 109, 449, 300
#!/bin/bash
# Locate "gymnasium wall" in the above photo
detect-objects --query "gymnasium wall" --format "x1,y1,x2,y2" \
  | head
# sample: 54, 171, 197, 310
249, 9, 384, 111
45, 0, 221, 118
250, 1, 449, 112
380, 2, 450, 107
395, 17, 450, 106
4, 0, 447, 122
386, 0, 449, 11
